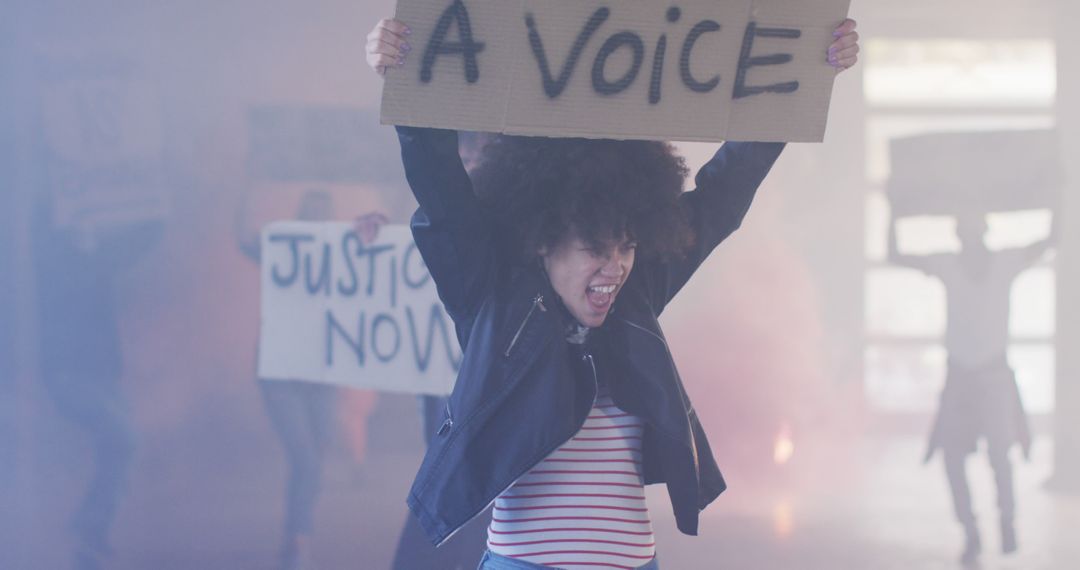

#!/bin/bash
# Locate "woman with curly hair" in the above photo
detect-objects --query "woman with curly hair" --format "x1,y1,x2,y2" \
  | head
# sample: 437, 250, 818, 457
367, 17, 859, 570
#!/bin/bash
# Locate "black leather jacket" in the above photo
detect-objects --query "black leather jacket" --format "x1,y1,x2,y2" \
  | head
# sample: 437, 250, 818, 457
397, 126, 784, 545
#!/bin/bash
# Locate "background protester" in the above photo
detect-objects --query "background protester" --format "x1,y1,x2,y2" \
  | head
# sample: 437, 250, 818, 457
890, 207, 1058, 564
32, 191, 163, 570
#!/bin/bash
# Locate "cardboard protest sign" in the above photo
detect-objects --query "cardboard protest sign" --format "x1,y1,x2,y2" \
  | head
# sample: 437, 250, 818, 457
888, 130, 1062, 217
381, 0, 850, 142
38, 67, 169, 229
258, 222, 460, 395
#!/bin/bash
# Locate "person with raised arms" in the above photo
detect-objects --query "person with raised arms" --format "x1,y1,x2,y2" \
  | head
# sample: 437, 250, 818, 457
366, 14, 858, 570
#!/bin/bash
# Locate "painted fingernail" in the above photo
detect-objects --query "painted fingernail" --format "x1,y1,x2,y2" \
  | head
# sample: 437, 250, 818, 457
404, 27, 412, 35
397, 57, 405, 66
401, 42, 411, 52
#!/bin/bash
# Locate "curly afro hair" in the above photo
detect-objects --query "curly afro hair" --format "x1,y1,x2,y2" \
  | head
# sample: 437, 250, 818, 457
469, 135, 693, 264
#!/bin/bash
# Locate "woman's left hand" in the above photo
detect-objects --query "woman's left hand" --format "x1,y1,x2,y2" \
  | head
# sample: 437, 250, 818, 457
829, 18, 860, 71
353, 211, 390, 245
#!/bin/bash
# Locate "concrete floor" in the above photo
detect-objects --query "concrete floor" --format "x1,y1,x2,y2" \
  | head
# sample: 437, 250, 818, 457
7, 394, 1079, 570
649, 437, 1079, 570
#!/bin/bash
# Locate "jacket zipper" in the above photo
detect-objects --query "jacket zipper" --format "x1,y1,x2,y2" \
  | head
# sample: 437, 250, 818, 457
437, 400, 453, 436
621, 318, 669, 348
503, 293, 546, 357
620, 317, 697, 457
438, 341, 599, 548
437, 293, 551, 545
442, 295, 548, 434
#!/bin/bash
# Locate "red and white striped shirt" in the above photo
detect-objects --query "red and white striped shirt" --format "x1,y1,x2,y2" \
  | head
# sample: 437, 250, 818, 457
486, 395, 656, 569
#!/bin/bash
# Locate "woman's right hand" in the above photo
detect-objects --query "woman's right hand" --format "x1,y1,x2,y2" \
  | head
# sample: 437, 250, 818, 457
366, 18, 412, 75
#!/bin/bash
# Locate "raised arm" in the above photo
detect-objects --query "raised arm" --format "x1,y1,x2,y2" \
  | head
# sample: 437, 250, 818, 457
886, 214, 932, 272
1001, 208, 1059, 275
887, 215, 917, 268
1019, 208, 1059, 264
233, 197, 262, 263
636, 19, 860, 310
886, 213, 958, 278
635, 141, 786, 310
396, 126, 495, 324
369, 18, 494, 322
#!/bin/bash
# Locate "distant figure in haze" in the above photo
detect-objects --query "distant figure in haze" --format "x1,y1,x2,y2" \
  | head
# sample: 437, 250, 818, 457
888, 208, 1056, 565
235, 189, 343, 570
31, 193, 163, 570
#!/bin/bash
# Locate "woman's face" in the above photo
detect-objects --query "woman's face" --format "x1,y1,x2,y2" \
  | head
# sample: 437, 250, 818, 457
541, 232, 636, 328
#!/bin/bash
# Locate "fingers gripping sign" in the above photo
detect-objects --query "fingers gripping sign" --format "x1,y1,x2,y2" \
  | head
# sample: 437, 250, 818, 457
353, 212, 390, 244
828, 18, 859, 70
367, 18, 413, 75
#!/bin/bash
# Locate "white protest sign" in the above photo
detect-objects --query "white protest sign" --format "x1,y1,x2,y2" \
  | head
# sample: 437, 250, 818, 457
381, 0, 850, 142
257, 222, 460, 396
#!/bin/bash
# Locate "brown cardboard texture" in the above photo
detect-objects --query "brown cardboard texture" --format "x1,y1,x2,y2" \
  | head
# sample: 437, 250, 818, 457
381, 0, 851, 142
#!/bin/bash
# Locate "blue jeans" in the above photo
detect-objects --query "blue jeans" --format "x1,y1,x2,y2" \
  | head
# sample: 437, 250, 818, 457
478, 550, 659, 569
